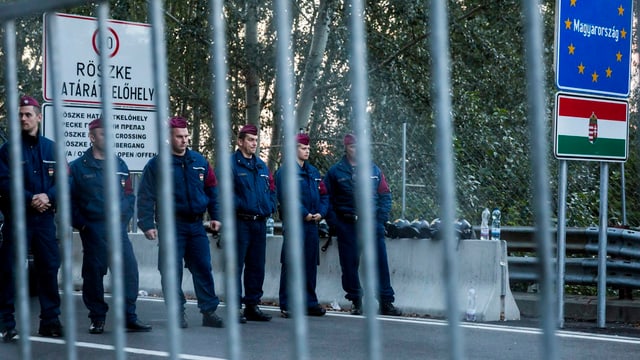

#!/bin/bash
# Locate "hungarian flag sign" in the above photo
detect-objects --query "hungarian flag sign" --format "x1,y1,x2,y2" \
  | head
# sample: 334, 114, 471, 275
554, 93, 628, 161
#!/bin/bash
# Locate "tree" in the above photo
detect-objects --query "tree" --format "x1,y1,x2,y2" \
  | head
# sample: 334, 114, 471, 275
2, 0, 638, 227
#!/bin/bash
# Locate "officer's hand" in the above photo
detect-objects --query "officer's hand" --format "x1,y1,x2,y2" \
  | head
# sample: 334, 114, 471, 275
311, 213, 322, 222
31, 193, 51, 212
210, 220, 221, 232
304, 213, 313, 222
144, 229, 157, 240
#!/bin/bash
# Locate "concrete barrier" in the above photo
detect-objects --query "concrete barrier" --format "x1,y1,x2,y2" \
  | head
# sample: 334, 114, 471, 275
69, 233, 520, 321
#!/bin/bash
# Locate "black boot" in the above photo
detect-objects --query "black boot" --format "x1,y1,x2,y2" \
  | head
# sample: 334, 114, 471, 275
350, 298, 362, 315
38, 319, 64, 337
180, 312, 188, 328
89, 320, 105, 334
202, 310, 224, 328
244, 304, 272, 321
307, 305, 327, 317
380, 302, 402, 316
2, 328, 17, 342
126, 319, 152, 332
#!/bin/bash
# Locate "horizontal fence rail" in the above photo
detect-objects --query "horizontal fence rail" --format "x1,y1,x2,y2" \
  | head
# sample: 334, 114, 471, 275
495, 226, 640, 290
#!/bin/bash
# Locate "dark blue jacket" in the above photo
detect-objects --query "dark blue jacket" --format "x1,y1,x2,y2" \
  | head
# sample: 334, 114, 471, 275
137, 149, 219, 232
69, 147, 134, 230
275, 161, 328, 220
324, 156, 392, 224
0, 134, 58, 216
230, 150, 275, 217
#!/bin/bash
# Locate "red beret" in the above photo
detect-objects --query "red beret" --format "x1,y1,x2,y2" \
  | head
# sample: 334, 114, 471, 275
88, 118, 103, 130
169, 116, 188, 128
343, 133, 357, 146
296, 133, 310, 145
239, 124, 258, 136
20, 95, 40, 108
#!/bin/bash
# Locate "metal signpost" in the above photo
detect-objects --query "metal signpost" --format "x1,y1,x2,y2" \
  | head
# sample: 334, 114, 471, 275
554, 0, 632, 329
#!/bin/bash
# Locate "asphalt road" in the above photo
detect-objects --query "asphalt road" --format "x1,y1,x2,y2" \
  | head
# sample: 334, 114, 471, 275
1, 294, 639, 359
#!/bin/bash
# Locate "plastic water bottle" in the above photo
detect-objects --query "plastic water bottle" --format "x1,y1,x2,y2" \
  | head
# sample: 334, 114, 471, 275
266, 217, 275, 237
465, 288, 477, 321
480, 208, 490, 240
490, 208, 501, 240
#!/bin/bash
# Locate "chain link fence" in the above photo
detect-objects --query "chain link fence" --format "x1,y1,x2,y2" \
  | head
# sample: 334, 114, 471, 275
259, 111, 639, 230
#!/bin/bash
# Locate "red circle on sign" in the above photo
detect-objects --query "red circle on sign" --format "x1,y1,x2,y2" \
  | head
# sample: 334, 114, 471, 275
91, 27, 120, 58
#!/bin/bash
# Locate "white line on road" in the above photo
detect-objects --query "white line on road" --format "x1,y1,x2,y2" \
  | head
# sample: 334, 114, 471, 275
28, 336, 226, 360
368, 315, 640, 345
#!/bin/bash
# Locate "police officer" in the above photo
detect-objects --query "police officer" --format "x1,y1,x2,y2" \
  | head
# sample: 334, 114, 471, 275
276, 133, 328, 318
324, 133, 401, 316
69, 118, 151, 334
137, 117, 224, 328
0, 95, 63, 341
230, 124, 276, 322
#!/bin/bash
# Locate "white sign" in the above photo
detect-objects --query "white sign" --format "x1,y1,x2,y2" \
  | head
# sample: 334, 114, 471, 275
42, 104, 158, 172
43, 13, 155, 109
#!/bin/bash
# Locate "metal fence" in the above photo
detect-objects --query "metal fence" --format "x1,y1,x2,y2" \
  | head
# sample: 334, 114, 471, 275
0, 1, 558, 359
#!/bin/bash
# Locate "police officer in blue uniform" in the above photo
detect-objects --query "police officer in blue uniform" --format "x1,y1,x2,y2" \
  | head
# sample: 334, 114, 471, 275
69, 118, 151, 334
231, 124, 276, 322
324, 133, 401, 316
0, 95, 63, 341
276, 133, 328, 318
137, 116, 224, 328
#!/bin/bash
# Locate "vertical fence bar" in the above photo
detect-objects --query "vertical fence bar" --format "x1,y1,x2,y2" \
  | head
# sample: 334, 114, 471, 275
401, 122, 407, 220
208, 0, 241, 358
273, 0, 310, 357
620, 164, 627, 225
149, 1, 181, 358
273, 0, 309, 358
3, 19, 31, 360
97, 4, 127, 359
347, 1, 381, 359
429, 1, 463, 359
45, 12, 78, 360
556, 161, 568, 329
597, 163, 609, 328
522, 0, 558, 358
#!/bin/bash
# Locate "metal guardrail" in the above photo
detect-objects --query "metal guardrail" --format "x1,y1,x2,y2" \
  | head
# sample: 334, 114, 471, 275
508, 257, 640, 288
498, 226, 640, 288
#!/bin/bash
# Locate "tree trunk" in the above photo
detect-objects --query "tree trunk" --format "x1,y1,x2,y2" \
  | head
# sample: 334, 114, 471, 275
245, 0, 260, 128
295, 0, 335, 131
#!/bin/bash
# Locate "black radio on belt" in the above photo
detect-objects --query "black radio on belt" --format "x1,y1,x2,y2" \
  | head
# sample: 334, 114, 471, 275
237, 213, 265, 221
339, 213, 358, 223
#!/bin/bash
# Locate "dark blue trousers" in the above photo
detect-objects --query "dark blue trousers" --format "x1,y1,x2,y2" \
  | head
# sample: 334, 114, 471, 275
279, 221, 321, 310
159, 220, 220, 313
236, 218, 266, 306
0, 213, 61, 330
79, 221, 139, 323
334, 218, 395, 303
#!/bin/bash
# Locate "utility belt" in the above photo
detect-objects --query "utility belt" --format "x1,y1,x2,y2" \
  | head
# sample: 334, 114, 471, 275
337, 213, 358, 223
237, 212, 266, 221
175, 213, 203, 223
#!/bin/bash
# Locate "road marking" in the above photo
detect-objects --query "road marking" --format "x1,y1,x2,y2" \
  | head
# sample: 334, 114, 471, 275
17, 294, 635, 360
29, 336, 226, 360
365, 315, 640, 345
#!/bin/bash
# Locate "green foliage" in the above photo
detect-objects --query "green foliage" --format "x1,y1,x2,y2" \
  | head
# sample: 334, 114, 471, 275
2, 0, 639, 229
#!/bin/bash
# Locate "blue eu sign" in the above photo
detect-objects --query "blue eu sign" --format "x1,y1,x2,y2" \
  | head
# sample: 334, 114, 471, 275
556, 1, 633, 98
